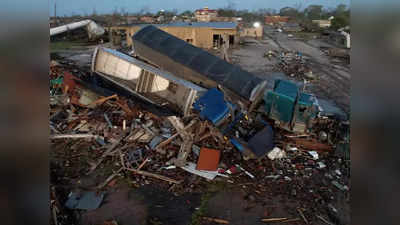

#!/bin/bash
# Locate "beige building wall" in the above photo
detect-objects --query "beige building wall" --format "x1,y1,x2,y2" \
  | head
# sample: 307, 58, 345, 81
240, 27, 263, 38
124, 26, 237, 49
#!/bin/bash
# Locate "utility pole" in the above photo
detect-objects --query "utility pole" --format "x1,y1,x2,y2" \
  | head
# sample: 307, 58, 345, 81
54, 1, 57, 18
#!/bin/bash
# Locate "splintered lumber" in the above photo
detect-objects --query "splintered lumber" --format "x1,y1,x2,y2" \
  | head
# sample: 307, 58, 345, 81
292, 138, 332, 152
87, 94, 118, 107
137, 157, 149, 170
281, 218, 301, 223
124, 167, 181, 184
50, 134, 97, 139
297, 208, 308, 224
96, 168, 123, 189
155, 119, 197, 150
87, 136, 125, 174
120, 152, 181, 184
167, 116, 194, 166
202, 217, 229, 224
261, 218, 288, 222
317, 215, 334, 225
261, 218, 300, 223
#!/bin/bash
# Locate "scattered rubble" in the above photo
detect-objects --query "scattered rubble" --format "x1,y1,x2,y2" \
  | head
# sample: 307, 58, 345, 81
276, 51, 314, 80
50, 27, 350, 225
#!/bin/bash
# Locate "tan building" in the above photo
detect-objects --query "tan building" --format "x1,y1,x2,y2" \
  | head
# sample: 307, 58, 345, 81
240, 26, 263, 39
113, 22, 238, 49
265, 16, 290, 25
195, 7, 218, 22
212, 17, 238, 22
126, 16, 138, 24
140, 16, 155, 23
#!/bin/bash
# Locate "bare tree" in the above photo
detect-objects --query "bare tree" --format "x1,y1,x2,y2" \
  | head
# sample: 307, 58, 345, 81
138, 6, 150, 15
293, 1, 303, 12
120, 7, 128, 16
226, 0, 236, 10
91, 7, 97, 17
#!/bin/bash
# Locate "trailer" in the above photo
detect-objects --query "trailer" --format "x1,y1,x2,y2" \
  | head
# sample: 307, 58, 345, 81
91, 47, 206, 116
131, 25, 267, 112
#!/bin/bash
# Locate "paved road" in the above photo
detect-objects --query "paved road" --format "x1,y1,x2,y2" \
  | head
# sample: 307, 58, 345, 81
231, 28, 350, 115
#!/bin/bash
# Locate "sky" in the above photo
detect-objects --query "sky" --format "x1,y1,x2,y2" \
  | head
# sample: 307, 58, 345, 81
49, 0, 350, 17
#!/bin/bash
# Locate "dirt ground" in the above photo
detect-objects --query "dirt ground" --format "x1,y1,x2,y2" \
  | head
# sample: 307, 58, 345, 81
230, 27, 350, 115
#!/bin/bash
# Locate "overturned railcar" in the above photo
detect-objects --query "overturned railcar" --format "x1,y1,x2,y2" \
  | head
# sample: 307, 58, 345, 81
91, 47, 206, 116
132, 25, 267, 110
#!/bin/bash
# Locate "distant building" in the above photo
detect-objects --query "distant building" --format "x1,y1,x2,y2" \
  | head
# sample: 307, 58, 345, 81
126, 16, 138, 24
195, 7, 218, 22
111, 22, 238, 49
312, 20, 331, 28
265, 16, 290, 25
240, 26, 263, 39
282, 23, 302, 32
140, 16, 155, 23
212, 17, 237, 22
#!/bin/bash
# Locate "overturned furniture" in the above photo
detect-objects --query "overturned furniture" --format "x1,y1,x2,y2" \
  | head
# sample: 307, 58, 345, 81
131, 25, 267, 111
92, 47, 206, 116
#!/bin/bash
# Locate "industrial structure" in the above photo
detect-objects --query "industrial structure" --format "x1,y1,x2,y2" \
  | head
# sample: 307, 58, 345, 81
111, 22, 239, 49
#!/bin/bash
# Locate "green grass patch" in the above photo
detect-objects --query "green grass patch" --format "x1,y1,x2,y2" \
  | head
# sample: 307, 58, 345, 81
190, 192, 212, 225
190, 181, 229, 225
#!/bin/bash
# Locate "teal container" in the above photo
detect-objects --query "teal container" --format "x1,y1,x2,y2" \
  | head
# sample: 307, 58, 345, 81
292, 92, 318, 133
264, 79, 299, 124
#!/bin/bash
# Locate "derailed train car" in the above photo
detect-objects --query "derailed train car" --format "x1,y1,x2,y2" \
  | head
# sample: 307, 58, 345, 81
131, 25, 268, 111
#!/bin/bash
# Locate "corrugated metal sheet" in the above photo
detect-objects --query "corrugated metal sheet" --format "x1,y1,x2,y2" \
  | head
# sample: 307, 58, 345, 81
132, 25, 266, 102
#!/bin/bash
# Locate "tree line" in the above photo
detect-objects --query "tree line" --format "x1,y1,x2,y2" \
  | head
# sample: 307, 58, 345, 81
60, 4, 349, 30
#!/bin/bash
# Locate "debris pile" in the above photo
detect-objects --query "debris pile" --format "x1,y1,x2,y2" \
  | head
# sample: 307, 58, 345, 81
50, 64, 349, 225
50, 26, 350, 225
276, 51, 315, 80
